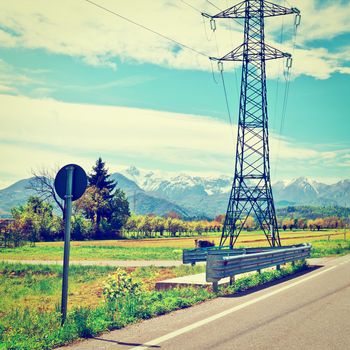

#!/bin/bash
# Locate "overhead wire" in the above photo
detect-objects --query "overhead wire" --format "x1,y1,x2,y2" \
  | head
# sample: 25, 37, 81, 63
274, 7, 300, 177
210, 60, 219, 84
206, 0, 222, 12
279, 14, 300, 136
272, 2, 286, 178
180, 0, 202, 13
84, 0, 263, 146
211, 14, 236, 136
220, 64, 235, 140
86, 0, 237, 133
206, 0, 244, 27
205, 0, 239, 139
272, 11, 285, 132
225, 0, 241, 103
179, 0, 218, 84
85, 0, 209, 58
178, 0, 235, 133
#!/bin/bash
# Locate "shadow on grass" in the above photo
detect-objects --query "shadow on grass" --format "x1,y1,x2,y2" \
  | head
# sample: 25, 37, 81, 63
222, 265, 324, 299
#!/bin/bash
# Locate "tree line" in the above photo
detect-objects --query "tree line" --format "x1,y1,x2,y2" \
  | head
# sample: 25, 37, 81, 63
2, 158, 130, 246
0, 158, 348, 246
122, 213, 221, 238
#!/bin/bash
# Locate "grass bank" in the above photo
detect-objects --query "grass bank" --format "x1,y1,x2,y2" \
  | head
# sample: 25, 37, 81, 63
310, 239, 350, 258
1, 232, 349, 262
0, 261, 307, 350
0, 245, 183, 261
0, 262, 205, 315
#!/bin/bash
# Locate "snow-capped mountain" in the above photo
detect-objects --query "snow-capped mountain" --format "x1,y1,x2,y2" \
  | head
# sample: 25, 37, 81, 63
120, 166, 232, 198
0, 166, 349, 218
273, 177, 350, 207
117, 166, 350, 215
273, 177, 320, 202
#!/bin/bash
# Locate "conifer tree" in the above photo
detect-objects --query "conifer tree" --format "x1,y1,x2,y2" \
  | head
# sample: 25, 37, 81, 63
88, 157, 116, 199
78, 157, 130, 238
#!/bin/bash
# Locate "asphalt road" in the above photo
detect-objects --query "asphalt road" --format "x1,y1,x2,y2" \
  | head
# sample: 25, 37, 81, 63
60, 255, 350, 350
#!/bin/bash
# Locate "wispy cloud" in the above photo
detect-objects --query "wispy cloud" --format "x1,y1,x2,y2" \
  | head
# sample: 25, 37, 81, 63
0, 1, 349, 79
62, 75, 155, 92
0, 84, 16, 93
0, 59, 47, 94
0, 93, 347, 188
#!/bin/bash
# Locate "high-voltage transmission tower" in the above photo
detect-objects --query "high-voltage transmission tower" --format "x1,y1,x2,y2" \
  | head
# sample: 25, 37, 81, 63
204, 1, 300, 248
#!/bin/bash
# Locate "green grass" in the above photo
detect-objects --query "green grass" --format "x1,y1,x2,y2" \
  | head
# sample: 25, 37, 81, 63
221, 260, 308, 294
0, 261, 307, 350
310, 239, 350, 258
0, 245, 183, 261
1, 232, 349, 262
0, 262, 118, 317
0, 262, 205, 315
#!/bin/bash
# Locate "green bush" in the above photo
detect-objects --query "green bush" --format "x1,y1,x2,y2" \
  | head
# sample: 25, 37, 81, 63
103, 268, 144, 303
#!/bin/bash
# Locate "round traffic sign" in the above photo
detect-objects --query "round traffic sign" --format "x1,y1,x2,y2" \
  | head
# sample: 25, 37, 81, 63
54, 164, 87, 201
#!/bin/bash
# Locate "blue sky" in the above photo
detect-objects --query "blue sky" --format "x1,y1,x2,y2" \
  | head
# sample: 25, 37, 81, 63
0, 0, 350, 188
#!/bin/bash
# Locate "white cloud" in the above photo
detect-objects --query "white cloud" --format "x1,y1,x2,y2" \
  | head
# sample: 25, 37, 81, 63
0, 0, 349, 79
0, 93, 344, 188
292, 0, 350, 43
0, 58, 44, 92
0, 84, 16, 93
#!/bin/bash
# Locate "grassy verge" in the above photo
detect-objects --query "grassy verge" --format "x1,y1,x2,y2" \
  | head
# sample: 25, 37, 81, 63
1, 235, 349, 262
310, 239, 350, 258
0, 245, 183, 261
0, 262, 205, 315
0, 261, 307, 350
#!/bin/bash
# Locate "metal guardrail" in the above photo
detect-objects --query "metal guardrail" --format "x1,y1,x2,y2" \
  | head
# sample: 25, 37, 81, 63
183, 244, 308, 265
183, 246, 234, 264
206, 244, 311, 289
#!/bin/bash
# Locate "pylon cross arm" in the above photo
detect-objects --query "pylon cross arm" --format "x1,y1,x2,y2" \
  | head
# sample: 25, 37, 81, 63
207, 0, 299, 19
211, 43, 290, 62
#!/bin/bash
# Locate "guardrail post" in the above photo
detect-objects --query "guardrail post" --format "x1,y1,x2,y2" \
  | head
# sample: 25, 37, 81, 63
276, 265, 281, 271
191, 262, 195, 266
213, 282, 219, 293
328, 235, 330, 241
291, 261, 295, 267
229, 276, 235, 285
257, 269, 261, 274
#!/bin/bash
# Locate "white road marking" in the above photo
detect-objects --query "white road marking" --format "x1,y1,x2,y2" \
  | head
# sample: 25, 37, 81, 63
130, 265, 337, 350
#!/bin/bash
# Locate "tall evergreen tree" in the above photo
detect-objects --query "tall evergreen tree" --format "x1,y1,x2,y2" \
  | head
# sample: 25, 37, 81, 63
79, 157, 130, 238
88, 157, 116, 198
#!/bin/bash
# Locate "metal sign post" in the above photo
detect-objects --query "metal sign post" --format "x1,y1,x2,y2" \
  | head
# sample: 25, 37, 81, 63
61, 165, 74, 325
54, 164, 87, 325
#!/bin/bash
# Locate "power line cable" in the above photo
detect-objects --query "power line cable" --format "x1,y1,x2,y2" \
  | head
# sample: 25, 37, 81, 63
207, 0, 222, 12
85, 0, 209, 58
202, 15, 214, 41
272, 3, 286, 178
225, 0, 241, 102
279, 16, 299, 137
219, 65, 235, 141
210, 59, 219, 84
220, 70, 233, 126
273, 10, 285, 132
212, 22, 235, 119
207, 0, 244, 27
180, 0, 202, 14
274, 10, 300, 177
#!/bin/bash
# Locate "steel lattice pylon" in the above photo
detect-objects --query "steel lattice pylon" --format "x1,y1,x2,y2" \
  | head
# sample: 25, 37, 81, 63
206, 1, 300, 248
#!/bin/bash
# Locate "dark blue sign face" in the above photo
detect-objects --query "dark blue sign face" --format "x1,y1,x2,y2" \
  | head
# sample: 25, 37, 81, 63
54, 164, 87, 201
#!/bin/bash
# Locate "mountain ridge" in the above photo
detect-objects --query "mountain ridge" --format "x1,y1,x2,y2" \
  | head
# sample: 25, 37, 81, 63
0, 167, 349, 218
